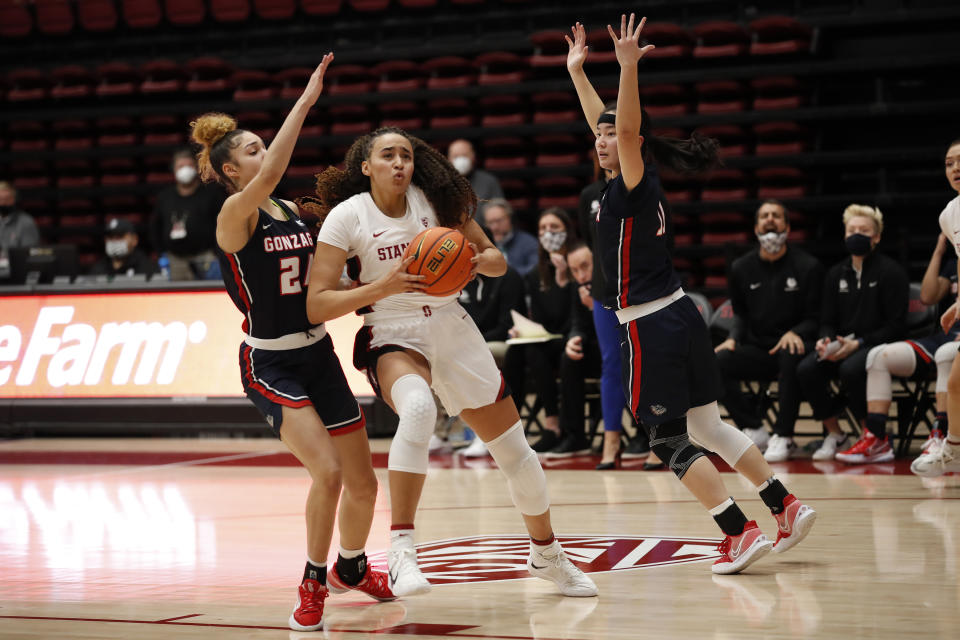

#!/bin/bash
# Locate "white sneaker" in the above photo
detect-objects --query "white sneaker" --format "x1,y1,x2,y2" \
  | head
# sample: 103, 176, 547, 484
911, 441, 960, 478
743, 427, 770, 451
812, 433, 848, 461
460, 437, 489, 458
920, 430, 944, 455
387, 537, 431, 597
763, 434, 796, 462
527, 541, 598, 597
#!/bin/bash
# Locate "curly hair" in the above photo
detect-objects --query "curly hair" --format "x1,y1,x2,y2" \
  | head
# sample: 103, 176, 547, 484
189, 112, 246, 189
301, 127, 476, 228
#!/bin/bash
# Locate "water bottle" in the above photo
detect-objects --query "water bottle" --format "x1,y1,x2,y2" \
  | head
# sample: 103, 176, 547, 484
157, 254, 170, 280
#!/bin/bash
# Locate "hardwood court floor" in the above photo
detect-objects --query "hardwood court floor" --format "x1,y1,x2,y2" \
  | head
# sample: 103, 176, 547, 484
1, 437, 959, 639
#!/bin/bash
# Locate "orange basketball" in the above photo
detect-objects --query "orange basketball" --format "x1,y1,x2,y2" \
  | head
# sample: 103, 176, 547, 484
402, 227, 475, 296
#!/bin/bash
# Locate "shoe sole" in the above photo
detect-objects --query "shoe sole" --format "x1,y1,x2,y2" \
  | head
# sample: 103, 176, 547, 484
772, 507, 817, 554
542, 449, 592, 459
327, 576, 397, 602
910, 460, 960, 478
836, 451, 894, 464
712, 536, 773, 575
288, 614, 323, 632
527, 563, 598, 597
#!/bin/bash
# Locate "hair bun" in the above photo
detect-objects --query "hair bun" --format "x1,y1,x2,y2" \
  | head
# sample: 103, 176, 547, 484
190, 113, 237, 148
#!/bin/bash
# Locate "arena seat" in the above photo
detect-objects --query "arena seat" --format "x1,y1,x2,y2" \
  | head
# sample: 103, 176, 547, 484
749, 15, 812, 56
8, 122, 48, 152
0, 0, 33, 38
300, 0, 342, 16
483, 136, 530, 170
210, 0, 251, 23
478, 95, 527, 127
371, 60, 425, 92
379, 101, 425, 130
140, 59, 186, 94
6, 69, 51, 101
50, 65, 96, 99
697, 124, 749, 157
78, 0, 119, 32
427, 98, 474, 129
324, 64, 375, 95
695, 80, 748, 113
475, 52, 528, 86
232, 69, 278, 101
35, 0, 76, 36
185, 57, 234, 93
693, 21, 749, 58
96, 116, 139, 147
752, 76, 805, 110
754, 121, 809, 155
423, 57, 475, 89
122, 0, 163, 29
641, 22, 694, 59
531, 92, 578, 124
276, 67, 314, 99
96, 62, 141, 97
253, 0, 294, 20
164, 0, 205, 26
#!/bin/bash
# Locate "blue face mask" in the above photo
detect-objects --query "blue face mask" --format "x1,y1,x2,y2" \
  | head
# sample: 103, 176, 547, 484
845, 233, 872, 256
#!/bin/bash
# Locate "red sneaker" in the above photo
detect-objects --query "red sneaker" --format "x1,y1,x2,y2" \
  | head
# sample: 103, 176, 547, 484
288, 578, 327, 631
327, 563, 397, 602
772, 495, 817, 553
712, 521, 773, 575
835, 431, 894, 464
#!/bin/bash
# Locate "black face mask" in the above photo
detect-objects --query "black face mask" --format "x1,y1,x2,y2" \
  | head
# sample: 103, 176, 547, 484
0, 205, 12, 216
845, 233, 873, 256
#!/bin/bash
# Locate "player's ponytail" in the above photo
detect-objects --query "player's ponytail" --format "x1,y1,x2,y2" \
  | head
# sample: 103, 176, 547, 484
190, 112, 244, 189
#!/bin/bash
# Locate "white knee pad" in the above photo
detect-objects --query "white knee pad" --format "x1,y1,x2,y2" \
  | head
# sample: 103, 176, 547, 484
388, 374, 437, 474
935, 342, 959, 394
686, 402, 753, 467
486, 421, 550, 516
866, 342, 916, 402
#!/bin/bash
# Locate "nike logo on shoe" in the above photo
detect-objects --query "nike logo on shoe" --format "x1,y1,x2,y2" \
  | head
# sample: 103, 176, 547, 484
530, 562, 547, 570
729, 533, 751, 558
388, 568, 398, 585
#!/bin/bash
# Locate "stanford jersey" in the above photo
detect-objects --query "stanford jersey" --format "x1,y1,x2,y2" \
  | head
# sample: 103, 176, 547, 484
218, 199, 318, 338
597, 163, 682, 309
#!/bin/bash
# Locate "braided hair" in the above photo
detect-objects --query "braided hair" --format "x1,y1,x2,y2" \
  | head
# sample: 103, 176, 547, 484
301, 127, 477, 228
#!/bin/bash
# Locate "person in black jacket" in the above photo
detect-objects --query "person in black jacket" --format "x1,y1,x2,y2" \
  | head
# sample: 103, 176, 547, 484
796, 205, 909, 463
715, 200, 824, 462
88, 218, 157, 278
461, 266, 526, 367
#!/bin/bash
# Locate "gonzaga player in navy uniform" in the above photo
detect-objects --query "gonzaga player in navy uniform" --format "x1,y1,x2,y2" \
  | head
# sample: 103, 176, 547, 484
190, 54, 396, 633
567, 16, 816, 573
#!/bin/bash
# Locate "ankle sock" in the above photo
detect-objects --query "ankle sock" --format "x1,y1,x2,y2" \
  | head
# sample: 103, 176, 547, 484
335, 547, 367, 586
866, 413, 887, 439
710, 497, 749, 537
758, 477, 790, 514
303, 559, 326, 584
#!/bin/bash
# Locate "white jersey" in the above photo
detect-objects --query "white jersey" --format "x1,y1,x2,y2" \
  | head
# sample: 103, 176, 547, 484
317, 185, 460, 314
938, 195, 960, 258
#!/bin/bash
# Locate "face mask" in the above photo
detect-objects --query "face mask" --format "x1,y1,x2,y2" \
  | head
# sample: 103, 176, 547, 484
451, 156, 472, 176
845, 233, 873, 256
175, 165, 197, 185
0, 205, 12, 216
539, 230, 567, 253
757, 231, 788, 254
105, 239, 130, 259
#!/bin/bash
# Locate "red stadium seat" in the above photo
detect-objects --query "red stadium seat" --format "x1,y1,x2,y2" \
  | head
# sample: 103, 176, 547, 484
483, 136, 530, 170
478, 95, 527, 128
533, 134, 581, 167
535, 175, 582, 210
55, 159, 97, 188
531, 92, 578, 124
585, 28, 617, 64
397, 0, 436, 7
426, 99, 474, 129
751, 76, 805, 110
301, 0, 342, 16
77, 0, 119, 32
164, 0, 205, 25
99, 158, 140, 186
529, 30, 568, 67
756, 167, 807, 199
122, 0, 163, 29
96, 116, 139, 147
140, 59, 186, 94
253, 0, 294, 20
13, 162, 53, 190
348, 0, 389, 12
379, 101, 425, 130
754, 121, 808, 155
693, 21, 749, 58
236, 110, 277, 141
499, 178, 533, 217
697, 125, 749, 157
287, 147, 327, 179
185, 57, 234, 93
144, 154, 173, 184
639, 83, 692, 117
0, 0, 33, 38
52, 119, 94, 150
35, 0, 76, 35
702, 232, 749, 246
8, 121, 48, 152
370, 60, 425, 92
695, 80, 748, 114
324, 64, 375, 95
749, 16, 812, 56
141, 114, 185, 145
423, 57, 475, 89
50, 65, 96, 99
328, 104, 375, 135
276, 67, 313, 99
210, 0, 251, 22
6, 69, 50, 101
701, 169, 749, 202
232, 69, 278, 101
96, 62, 141, 97
641, 22, 694, 59
475, 52, 528, 85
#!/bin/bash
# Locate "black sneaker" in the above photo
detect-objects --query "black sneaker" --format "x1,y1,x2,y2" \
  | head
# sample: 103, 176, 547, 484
531, 430, 561, 453
622, 437, 650, 460
543, 434, 592, 458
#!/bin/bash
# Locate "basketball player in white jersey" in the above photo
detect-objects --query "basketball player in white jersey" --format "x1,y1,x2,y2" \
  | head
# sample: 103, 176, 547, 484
302, 127, 597, 598
914, 138, 960, 476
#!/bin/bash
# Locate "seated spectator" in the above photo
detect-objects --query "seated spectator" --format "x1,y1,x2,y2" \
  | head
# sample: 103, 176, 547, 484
150, 148, 225, 280
448, 138, 504, 221
483, 198, 539, 276
503, 207, 579, 453
460, 265, 526, 366
864, 233, 958, 466
89, 218, 157, 278
715, 200, 824, 462
796, 205, 908, 462
0, 181, 40, 280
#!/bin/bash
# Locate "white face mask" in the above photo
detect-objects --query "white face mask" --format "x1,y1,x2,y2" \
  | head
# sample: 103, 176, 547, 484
175, 165, 198, 185
451, 156, 472, 176
539, 230, 567, 253
757, 231, 788, 254
105, 239, 130, 258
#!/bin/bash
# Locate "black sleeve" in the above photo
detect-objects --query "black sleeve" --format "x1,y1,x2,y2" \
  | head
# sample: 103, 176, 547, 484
483, 270, 524, 342
727, 260, 747, 343
568, 285, 593, 341
863, 261, 909, 347
791, 258, 824, 339
577, 187, 595, 247
150, 192, 166, 253
819, 266, 839, 340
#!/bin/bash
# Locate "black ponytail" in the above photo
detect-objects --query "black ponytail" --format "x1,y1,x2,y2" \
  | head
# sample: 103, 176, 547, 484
644, 130, 721, 175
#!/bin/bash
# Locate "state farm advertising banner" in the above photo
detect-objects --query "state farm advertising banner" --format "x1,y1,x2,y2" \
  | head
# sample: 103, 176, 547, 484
0, 291, 372, 399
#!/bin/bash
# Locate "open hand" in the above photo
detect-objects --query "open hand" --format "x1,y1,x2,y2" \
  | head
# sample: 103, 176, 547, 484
564, 22, 589, 73
607, 13, 655, 67
301, 52, 335, 105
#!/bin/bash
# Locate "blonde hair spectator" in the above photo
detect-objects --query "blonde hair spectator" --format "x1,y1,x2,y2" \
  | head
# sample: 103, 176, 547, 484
842, 204, 883, 234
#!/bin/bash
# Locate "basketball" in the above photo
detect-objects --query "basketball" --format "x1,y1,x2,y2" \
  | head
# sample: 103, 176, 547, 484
402, 227, 475, 296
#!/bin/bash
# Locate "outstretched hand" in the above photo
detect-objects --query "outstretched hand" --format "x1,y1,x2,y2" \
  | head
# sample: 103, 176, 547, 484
301, 52, 335, 105
564, 22, 589, 72
607, 13, 655, 67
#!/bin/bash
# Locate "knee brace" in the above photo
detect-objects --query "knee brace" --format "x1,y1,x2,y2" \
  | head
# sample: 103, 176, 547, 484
686, 402, 754, 467
866, 342, 916, 402
388, 374, 437, 474
648, 417, 705, 480
935, 341, 958, 394
486, 422, 550, 516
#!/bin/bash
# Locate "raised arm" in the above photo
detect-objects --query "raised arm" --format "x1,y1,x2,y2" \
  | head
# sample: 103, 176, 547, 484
217, 53, 333, 253
565, 22, 605, 133
608, 14, 655, 191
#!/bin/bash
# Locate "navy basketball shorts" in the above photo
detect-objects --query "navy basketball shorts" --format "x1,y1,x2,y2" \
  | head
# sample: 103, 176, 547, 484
905, 332, 954, 374
619, 295, 723, 425
239, 334, 365, 438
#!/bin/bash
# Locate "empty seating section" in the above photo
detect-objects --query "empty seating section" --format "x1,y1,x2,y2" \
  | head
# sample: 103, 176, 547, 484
0, 1, 954, 292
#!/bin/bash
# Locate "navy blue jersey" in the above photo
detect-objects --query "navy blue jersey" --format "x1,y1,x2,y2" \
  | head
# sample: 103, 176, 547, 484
218, 199, 317, 338
597, 163, 682, 309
